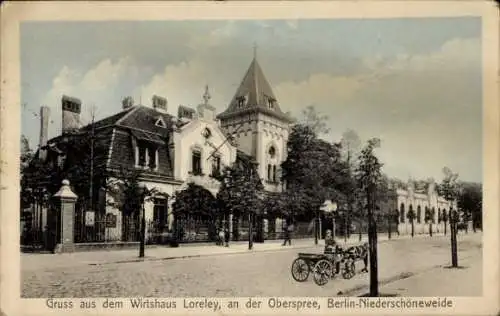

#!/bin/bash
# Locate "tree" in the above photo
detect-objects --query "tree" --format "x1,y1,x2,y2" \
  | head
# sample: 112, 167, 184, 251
300, 105, 331, 135
355, 138, 383, 297
20, 135, 36, 210
442, 209, 448, 236
424, 207, 435, 237
407, 207, 416, 238
394, 208, 400, 236
438, 167, 460, 268
374, 174, 395, 240
106, 167, 164, 257
172, 183, 219, 242
217, 163, 263, 250
457, 182, 482, 232
340, 129, 362, 241
281, 124, 350, 244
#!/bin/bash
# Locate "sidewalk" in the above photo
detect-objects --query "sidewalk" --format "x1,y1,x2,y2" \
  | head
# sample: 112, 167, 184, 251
21, 232, 455, 272
350, 254, 483, 297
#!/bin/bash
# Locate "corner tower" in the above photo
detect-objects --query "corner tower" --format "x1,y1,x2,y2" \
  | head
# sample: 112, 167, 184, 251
217, 53, 293, 192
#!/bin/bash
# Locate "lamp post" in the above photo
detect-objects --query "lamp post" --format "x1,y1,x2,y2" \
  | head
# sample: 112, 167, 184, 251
139, 202, 146, 258
320, 200, 338, 240
138, 187, 148, 258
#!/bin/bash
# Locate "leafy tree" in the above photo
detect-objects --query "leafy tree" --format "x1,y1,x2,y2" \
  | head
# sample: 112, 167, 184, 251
442, 209, 448, 236
393, 208, 400, 236
20, 135, 34, 173
20, 135, 36, 210
300, 105, 331, 135
457, 181, 482, 232
354, 138, 383, 297
106, 167, 164, 257
172, 183, 219, 242
424, 207, 434, 237
375, 174, 395, 239
281, 124, 350, 244
22, 128, 111, 209
217, 162, 263, 250
407, 207, 416, 238
438, 167, 460, 268
340, 129, 362, 240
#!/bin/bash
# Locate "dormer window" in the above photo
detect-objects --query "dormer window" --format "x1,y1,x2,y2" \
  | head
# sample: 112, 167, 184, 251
266, 96, 276, 109
237, 96, 246, 108
135, 141, 159, 170
155, 116, 167, 128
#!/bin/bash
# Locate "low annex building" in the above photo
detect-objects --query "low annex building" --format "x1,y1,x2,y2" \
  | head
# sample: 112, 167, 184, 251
394, 180, 457, 235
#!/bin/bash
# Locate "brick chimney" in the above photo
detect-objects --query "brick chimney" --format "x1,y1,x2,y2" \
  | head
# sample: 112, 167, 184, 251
39, 106, 50, 160
177, 105, 196, 124
61, 95, 81, 134
152, 95, 168, 113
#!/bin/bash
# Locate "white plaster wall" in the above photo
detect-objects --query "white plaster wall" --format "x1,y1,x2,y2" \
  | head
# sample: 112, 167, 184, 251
395, 187, 455, 236
256, 114, 289, 191
105, 203, 122, 241
174, 118, 237, 181
104, 178, 179, 241
104, 185, 124, 241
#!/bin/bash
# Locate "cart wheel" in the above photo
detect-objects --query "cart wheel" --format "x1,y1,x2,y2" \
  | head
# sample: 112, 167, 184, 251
313, 259, 334, 286
291, 258, 310, 282
342, 260, 356, 280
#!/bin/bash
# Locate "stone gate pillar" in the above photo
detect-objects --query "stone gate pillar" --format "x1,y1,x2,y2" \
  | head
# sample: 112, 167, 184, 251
167, 198, 175, 231
53, 180, 77, 253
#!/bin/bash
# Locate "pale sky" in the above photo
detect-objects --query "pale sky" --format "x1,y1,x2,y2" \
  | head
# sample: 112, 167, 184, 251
20, 18, 482, 183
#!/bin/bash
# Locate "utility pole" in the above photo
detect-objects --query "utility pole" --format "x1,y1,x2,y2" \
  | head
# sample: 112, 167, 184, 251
345, 144, 351, 243
139, 201, 146, 258
89, 107, 96, 241
89, 107, 95, 212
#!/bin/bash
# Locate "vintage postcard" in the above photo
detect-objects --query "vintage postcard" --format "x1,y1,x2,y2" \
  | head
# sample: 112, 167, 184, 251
1, 1, 499, 315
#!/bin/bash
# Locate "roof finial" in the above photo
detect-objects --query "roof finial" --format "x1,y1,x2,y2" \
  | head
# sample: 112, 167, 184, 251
203, 84, 211, 105
253, 42, 258, 60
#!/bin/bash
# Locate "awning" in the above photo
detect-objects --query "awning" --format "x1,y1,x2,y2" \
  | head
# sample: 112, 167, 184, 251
131, 130, 165, 145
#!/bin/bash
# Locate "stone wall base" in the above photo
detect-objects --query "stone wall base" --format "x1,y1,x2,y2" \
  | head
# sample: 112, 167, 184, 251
54, 243, 75, 254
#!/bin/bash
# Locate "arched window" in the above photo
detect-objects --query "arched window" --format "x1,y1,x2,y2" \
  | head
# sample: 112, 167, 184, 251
408, 205, 414, 222
268, 146, 276, 158
191, 148, 202, 175
267, 164, 271, 180
431, 207, 436, 224
400, 203, 405, 223
417, 205, 421, 223
272, 165, 277, 182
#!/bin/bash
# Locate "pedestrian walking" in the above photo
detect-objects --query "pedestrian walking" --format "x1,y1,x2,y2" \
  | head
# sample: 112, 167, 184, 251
217, 227, 225, 246
282, 221, 294, 246
224, 226, 230, 247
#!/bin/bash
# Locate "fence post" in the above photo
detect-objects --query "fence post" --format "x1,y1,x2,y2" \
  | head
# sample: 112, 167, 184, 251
52, 180, 78, 253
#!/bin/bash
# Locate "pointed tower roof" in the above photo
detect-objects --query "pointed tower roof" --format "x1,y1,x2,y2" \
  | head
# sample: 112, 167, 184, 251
217, 55, 292, 123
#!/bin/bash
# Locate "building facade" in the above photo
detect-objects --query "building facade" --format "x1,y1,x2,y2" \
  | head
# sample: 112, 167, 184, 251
395, 180, 456, 235
30, 55, 293, 244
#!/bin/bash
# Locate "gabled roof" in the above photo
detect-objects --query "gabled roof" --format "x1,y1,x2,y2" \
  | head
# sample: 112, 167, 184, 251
80, 105, 174, 136
80, 106, 135, 131
118, 105, 174, 136
217, 57, 292, 123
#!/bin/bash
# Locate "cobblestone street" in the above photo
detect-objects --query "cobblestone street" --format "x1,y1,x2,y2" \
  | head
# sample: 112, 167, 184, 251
22, 233, 482, 298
